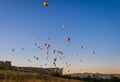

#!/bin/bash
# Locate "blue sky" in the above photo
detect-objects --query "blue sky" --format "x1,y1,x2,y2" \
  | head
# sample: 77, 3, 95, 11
0, 0, 120, 74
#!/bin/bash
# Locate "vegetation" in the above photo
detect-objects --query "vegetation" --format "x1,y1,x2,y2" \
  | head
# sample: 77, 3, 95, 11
1, 70, 120, 82
0, 70, 83, 82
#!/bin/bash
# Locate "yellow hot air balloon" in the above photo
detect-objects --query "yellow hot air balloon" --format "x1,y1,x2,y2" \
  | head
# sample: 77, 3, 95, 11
43, 1, 48, 7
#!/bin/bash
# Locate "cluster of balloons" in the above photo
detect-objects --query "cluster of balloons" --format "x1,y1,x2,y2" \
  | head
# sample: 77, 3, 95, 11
10, 1, 97, 74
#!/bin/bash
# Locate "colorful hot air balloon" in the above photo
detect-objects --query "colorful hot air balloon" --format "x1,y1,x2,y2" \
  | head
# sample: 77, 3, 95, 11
43, 1, 48, 7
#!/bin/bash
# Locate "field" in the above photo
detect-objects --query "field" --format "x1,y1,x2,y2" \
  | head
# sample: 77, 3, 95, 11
0, 70, 84, 82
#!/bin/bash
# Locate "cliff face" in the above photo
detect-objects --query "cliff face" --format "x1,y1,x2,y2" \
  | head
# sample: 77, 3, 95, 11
0, 61, 63, 75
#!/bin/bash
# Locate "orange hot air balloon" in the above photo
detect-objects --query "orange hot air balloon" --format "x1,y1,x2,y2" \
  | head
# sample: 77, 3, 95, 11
66, 37, 70, 42
43, 1, 48, 7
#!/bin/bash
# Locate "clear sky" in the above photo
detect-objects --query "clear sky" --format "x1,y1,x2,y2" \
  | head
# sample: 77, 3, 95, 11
0, 0, 120, 74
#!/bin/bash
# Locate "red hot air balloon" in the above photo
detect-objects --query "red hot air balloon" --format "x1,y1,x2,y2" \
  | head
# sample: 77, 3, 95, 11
80, 46, 83, 49
66, 37, 70, 42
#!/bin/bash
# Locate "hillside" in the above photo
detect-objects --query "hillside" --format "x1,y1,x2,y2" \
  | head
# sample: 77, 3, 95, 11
0, 70, 84, 82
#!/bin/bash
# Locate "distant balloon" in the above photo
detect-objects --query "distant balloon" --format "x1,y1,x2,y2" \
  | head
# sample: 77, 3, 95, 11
54, 58, 57, 62
68, 70, 70, 72
40, 48, 42, 50
53, 49, 56, 54
34, 43, 37, 46
44, 43, 50, 50
34, 56, 36, 59
66, 37, 70, 42
40, 65, 42, 67
38, 46, 40, 49
62, 25, 66, 28
80, 60, 82, 62
48, 37, 50, 41
21, 48, 24, 51
36, 57, 39, 60
93, 51, 95, 54
12, 49, 14, 52
80, 46, 83, 49
76, 53, 79, 56
43, 1, 48, 7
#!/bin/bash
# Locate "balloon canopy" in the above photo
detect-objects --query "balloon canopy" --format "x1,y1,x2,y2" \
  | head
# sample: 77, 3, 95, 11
66, 37, 70, 42
43, 1, 48, 7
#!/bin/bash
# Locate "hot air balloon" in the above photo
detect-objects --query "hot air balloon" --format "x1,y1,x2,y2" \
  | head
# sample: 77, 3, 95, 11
36, 57, 39, 60
34, 56, 36, 59
40, 65, 42, 67
44, 43, 47, 47
21, 48, 24, 51
47, 44, 50, 49
80, 60, 82, 62
80, 46, 83, 49
44, 43, 50, 50
66, 37, 70, 42
38, 46, 40, 49
12, 49, 14, 52
34, 43, 37, 46
93, 51, 95, 54
53, 49, 56, 54
54, 58, 57, 62
43, 1, 48, 7
48, 37, 50, 41
40, 48, 42, 50
62, 25, 66, 28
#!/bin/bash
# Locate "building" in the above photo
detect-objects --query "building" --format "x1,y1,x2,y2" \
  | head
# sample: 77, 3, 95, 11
0, 61, 12, 70
0, 60, 63, 75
